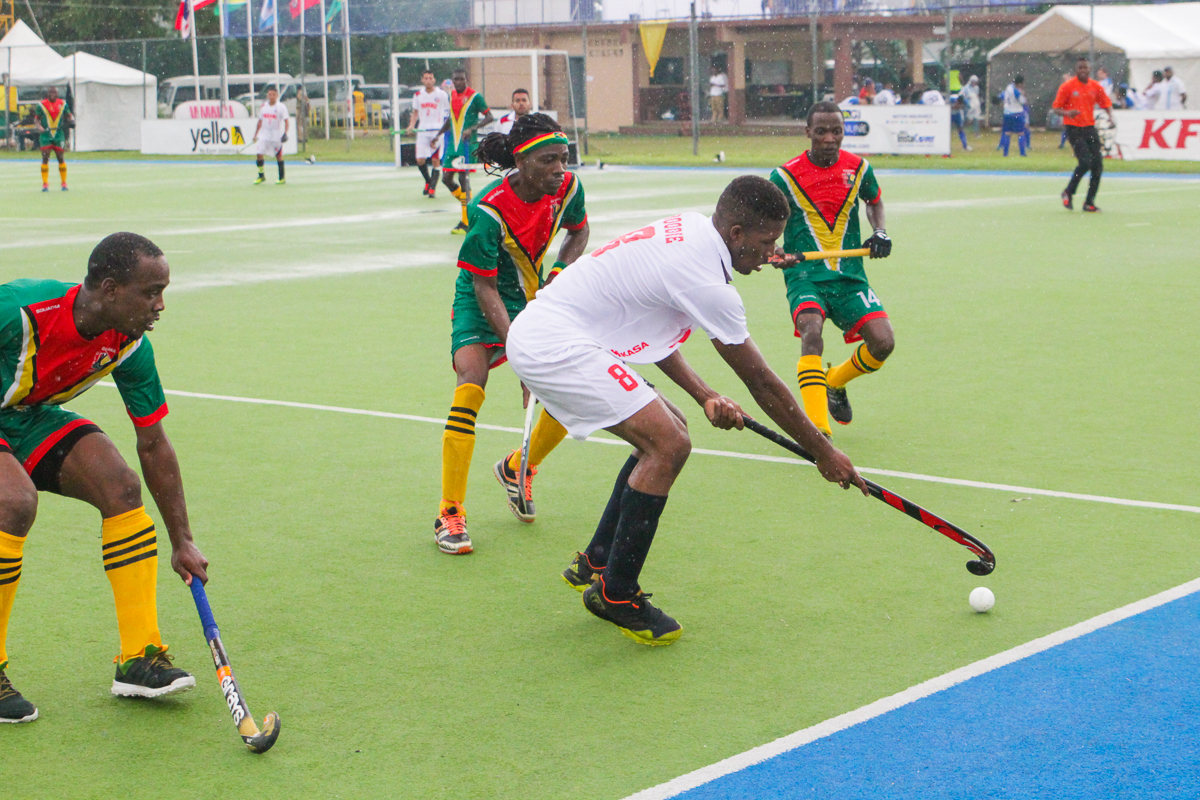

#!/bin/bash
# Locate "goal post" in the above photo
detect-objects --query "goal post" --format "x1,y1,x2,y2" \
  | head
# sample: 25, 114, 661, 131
389, 49, 582, 169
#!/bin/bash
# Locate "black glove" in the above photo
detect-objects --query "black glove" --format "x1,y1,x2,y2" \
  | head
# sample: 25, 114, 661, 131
281, 133, 288, 143
865, 230, 891, 259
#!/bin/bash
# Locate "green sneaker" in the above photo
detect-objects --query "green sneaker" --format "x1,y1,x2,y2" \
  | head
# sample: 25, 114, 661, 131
275, 178, 286, 185
0, 667, 38, 723
253, 176, 266, 185
582, 581, 682, 646
112, 646, 195, 698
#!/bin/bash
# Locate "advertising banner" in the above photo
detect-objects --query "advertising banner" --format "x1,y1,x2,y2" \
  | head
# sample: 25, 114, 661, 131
838, 105, 951, 156
1112, 111, 1200, 161
141, 119, 298, 156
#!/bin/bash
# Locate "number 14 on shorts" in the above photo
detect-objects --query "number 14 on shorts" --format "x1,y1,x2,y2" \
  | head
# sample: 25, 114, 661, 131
857, 289, 882, 308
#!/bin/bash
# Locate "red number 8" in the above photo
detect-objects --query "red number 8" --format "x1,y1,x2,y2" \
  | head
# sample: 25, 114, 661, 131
607, 365, 639, 392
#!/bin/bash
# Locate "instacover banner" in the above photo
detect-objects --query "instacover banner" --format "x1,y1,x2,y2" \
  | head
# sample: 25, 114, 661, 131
838, 105, 951, 156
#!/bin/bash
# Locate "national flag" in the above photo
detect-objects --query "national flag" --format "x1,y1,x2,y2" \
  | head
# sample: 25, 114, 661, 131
324, 0, 342, 27
259, 0, 275, 31
175, 0, 218, 38
289, 0, 319, 19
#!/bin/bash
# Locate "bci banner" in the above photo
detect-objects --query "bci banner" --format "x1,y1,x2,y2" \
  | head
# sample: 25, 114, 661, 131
1112, 111, 1200, 161
141, 119, 298, 156
838, 106, 951, 156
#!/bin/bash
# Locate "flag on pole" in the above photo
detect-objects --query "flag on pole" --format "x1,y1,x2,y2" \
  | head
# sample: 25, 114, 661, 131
289, 0, 319, 19
259, 0, 276, 31
176, 0, 218, 38
324, 0, 341, 28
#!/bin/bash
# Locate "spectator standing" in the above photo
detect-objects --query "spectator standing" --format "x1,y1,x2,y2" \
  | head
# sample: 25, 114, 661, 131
858, 78, 875, 104
873, 81, 897, 105
1163, 67, 1188, 109
496, 88, 532, 135
1143, 71, 1165, 110
709, 64, 728, 123
962, 75, 982, 136
296, 88, 310, 148
1054, 57, 1112, 213
999, 75, 1027, 157
1095, 67, 1114, 99
920, 86, 946, 105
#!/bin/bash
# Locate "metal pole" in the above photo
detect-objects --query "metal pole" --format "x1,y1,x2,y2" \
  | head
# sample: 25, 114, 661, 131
1088, 5, 1095, 65
944, 3, 953, 94
565, 52, 581, 165
342, 0, 352, 144
218, 0, 229, 113
300, 0, 306, 82
689, 1, 699, 156
141, 40, 147, 119
189, 0, 201, 103
247, 0, 255, 115
581, 21, 589, 156
811, 9, 819, 104
272, 0, 279, 87
319, 0, 328, 139
5, 51, 11, 146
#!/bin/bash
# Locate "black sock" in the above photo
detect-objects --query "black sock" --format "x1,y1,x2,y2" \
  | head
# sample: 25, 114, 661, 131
584, 454, 640, 568
430, 168, 440, 186
602, 486, 668, 601
277, 160, 285, 180
417, 162, 431, 184
256, 156, 264, 176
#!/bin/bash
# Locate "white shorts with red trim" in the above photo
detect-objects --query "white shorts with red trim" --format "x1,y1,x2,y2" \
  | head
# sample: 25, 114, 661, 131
505, 335, 658, 442
256, 137, 284, 157
415, 129, 443, 160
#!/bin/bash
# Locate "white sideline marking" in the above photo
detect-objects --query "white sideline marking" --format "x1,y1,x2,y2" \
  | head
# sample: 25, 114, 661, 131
168, 252, 447, 291
621, 576, 1200, 800
94, 384, 1200, 515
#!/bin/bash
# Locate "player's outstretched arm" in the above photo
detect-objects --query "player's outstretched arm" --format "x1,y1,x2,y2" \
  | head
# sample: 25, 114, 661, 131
654, 349, 744, 430
134, 421, 209, 585
713, 337, 866, 493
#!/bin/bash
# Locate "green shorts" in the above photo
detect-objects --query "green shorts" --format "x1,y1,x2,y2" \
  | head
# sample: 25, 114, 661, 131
785, 271, 889, 344
450, 284, 525, 367
0, 405, 103, 493
442, 135, 474, 172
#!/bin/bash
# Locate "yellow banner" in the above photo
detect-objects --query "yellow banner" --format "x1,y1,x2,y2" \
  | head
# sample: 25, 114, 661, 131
639, 21, 669, 78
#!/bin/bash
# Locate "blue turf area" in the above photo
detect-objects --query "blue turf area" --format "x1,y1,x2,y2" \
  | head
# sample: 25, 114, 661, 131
675, 589, 1200, 800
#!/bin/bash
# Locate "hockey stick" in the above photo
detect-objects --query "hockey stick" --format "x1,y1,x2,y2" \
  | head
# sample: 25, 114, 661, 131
741, 418, 996, 575
516, 398, 537, 519
189, 580, 282, 753
768, 247, 871, 267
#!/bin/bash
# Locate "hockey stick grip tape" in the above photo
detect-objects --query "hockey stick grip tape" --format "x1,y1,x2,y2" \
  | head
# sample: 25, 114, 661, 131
190, 579, 221, 641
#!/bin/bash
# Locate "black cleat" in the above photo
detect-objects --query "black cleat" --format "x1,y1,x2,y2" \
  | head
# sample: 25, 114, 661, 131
1082, 203, 1100, 213
827, 383, 853, 426
494, 452, 536, 522
451, 222, 469, 235
562, 552, 602, 592
111, 647, 196, 698
1061, 191, 1074, 210
0, 668, 38, 723
582, 581, 682, 646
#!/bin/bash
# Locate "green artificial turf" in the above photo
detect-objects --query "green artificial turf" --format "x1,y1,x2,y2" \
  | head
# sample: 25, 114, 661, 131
2, 161, 1198, 799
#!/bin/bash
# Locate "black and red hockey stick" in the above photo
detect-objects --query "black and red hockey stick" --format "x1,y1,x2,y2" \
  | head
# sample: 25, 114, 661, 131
742, 418, 995, 575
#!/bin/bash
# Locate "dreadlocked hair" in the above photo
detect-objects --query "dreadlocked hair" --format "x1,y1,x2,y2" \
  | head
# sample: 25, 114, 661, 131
475, 113, 563, 175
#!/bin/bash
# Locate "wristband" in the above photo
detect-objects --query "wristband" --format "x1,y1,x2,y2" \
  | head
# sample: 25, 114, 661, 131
549, 261, 568, 276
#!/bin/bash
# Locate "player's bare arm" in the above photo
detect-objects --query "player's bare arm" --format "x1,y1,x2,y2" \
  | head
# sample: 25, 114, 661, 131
654, 349, 744, 430
471, 272, 511, 343
863, 200, 891, 259
135, 421, 208, 585
712, 337, 866, 492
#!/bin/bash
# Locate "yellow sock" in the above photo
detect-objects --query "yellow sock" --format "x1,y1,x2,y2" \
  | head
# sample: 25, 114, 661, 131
451, 187, 467, 203
58, 162, 67, 186
826, 343, 885, 389
460, 201, 470, 226
507, 409, 568, 471
40, 164, 48, 185
101, 507, 163, 663
0, 531, 26, 667
797, 354, 830, 435
441, 383, 485, 515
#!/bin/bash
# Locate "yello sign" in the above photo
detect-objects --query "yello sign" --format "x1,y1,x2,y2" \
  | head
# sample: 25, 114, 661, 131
141, 119, 298, 156
1112, 111, 1200, 161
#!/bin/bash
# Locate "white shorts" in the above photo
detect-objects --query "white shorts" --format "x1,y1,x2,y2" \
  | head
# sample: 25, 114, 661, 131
506, 333, 658, 441
415, 129, 443, 160
256, 137, 283, 157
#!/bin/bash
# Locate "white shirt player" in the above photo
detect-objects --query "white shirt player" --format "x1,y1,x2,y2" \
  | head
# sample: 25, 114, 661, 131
411, 87, 450, 131
873, 88, 897, 105
497, 110, 520, 135
920, 89, 946, 106
257, 100, 289, 141
517, 212, 749, 366
1002, 83, 1026, 115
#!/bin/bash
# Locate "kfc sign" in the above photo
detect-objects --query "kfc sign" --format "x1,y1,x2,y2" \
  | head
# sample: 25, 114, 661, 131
1113, 111, 1200, 161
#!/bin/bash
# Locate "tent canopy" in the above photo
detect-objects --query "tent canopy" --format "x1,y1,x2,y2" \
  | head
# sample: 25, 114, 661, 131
65, 51, 154, 87
0, 19, 68, 86
989, 3, 1200, 61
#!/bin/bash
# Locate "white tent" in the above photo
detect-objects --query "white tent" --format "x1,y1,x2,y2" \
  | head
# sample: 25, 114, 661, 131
0, 20, 68, 86
989, 3, 1200, 97
65, 52, 157, 151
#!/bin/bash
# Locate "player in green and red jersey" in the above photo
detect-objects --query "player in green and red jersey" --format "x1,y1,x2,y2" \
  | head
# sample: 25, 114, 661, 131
32, 86, 72, 192
0, 233, 209, 724
434, 113, 589, 555
436, 68, 495, 234
768, 101, 894, 437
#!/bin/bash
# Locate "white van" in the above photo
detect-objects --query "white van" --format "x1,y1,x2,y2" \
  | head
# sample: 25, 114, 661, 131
158, 73, 294, 117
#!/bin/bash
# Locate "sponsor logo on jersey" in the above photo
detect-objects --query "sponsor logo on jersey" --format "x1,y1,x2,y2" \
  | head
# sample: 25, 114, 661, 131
612, 342, 650, 358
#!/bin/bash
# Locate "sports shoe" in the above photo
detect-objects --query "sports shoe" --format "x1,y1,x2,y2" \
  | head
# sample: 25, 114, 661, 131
827, 382, 853, 426
451, 222, 468, 235
562, 552, 602, 592
582, 581, 682, 646
275, 178, 286, 185
60, 185, 68, 191
0, 668, 38, 723
1082, 203, 1100, 213
41, 184, 48, 192
1061, 191, 1073, 210
253, 176, 266, 185
494, 451, 536, 523
111, 646, 195, 698
434, 505, 473, 554
422, 184, 430, 197
426, 188, 437, 199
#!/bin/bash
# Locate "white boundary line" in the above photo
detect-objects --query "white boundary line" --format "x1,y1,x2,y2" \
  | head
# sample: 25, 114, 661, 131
621, 576, 1200, 799
95, 384, 1200, 515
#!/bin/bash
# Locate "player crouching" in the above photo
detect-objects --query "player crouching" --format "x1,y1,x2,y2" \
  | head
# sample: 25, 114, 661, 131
506, 176, 865, 645
0, 233, 209, 723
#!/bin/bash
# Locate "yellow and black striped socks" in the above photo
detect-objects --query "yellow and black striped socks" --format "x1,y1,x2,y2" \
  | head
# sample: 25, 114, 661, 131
797, 354, 831, 435
101, 507, 163, 664
506, 409, 568, 472
40, 164, 48, 186
827, 343, 885, 389
451, 187, 470, 226
0, 531, 25, 667
58, 162, 67, 187
441, 383, 485, 516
